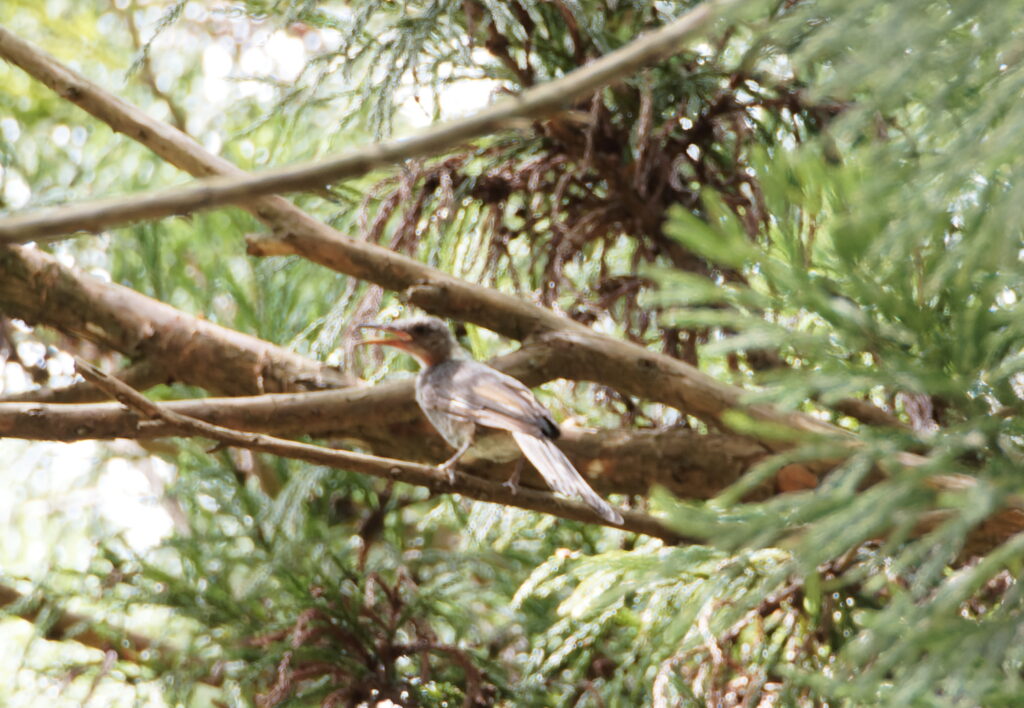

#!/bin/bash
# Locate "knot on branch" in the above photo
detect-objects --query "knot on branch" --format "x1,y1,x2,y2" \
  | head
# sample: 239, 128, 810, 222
402, 280, 447, 310
246, 232, 298, 257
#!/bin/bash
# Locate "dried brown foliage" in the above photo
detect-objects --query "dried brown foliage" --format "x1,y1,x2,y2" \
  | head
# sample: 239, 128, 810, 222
355, 58, 841, 366
251, 574, 492, 708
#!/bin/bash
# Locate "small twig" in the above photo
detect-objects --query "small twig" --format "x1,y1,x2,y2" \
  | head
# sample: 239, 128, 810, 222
830, 396, 907, 429
73, 357, 689, 541
116, 0, 189, 133
392, 641, 486, 708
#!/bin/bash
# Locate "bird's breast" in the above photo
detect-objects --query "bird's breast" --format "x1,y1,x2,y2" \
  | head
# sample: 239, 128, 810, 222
415, 362, 475, 449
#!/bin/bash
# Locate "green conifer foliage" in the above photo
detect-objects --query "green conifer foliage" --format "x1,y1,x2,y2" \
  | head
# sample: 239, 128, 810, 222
1, 0, 1023, 705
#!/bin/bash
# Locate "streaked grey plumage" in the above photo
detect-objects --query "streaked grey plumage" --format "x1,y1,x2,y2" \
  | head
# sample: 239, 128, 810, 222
358, 316, 623, 524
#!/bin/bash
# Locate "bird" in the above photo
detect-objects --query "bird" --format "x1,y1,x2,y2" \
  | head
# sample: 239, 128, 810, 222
357, 316, 623, 524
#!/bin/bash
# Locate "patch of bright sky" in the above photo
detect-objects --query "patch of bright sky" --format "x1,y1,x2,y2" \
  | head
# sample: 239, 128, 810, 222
198, 18, 496, 127
0, 435, 176, 569
0, 115, 31, 207
396, 46, 500, 127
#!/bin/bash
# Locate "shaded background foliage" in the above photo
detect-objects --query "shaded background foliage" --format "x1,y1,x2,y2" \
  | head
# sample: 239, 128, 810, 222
2, 0, 1024, 706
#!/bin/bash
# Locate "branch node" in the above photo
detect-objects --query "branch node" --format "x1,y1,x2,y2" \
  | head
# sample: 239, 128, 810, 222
402, 281, 446, 309
246, 232, 298, 257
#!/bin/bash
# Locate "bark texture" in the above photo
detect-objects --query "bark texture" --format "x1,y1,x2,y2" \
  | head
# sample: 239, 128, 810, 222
0, 244, 351, 395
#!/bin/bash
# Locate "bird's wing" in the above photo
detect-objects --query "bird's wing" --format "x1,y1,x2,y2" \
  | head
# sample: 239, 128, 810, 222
421, 361, 622, 524
433, 363, 558, 437
513, 432, 623, 524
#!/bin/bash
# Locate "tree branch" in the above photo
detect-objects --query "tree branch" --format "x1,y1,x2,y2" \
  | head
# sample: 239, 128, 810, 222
0, 0, 746, 242
830, 397, 906, 429
0, 244, 352, 395
0, 381, 765, 501
73, 357, 691, 542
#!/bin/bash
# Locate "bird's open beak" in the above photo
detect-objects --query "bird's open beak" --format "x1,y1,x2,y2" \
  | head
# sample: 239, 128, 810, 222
355, 323, 412, 350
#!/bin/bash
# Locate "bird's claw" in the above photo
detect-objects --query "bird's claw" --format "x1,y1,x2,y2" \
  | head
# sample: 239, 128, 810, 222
503, 463, 522, 495
438, 462, 457, 485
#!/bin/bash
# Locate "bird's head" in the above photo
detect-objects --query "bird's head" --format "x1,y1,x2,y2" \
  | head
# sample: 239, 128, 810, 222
357, 316, 461, 367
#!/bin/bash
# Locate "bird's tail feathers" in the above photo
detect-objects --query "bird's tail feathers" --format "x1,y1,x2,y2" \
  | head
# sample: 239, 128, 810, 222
512, 432, 623, 525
